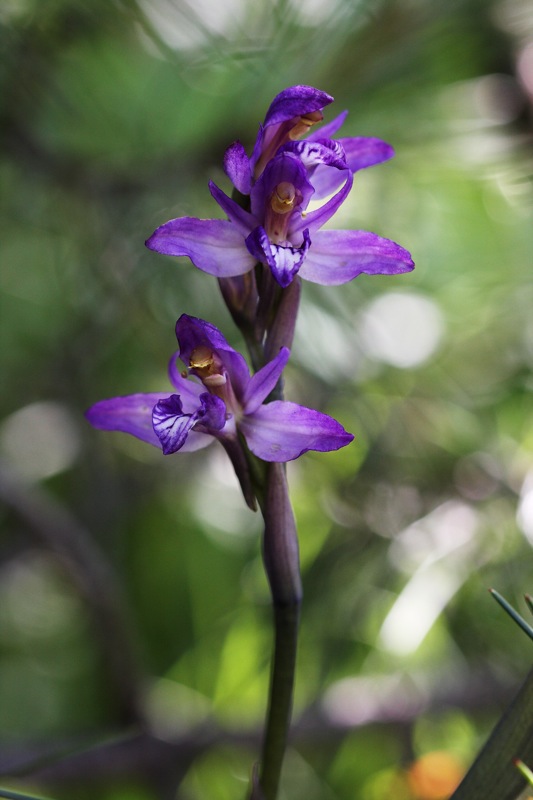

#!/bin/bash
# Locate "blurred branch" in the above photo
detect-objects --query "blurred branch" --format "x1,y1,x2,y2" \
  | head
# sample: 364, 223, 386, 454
0, 458, 145, 728
0, 788, 54, 800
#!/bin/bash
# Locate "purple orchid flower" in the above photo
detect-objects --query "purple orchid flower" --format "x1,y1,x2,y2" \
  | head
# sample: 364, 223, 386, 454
223, 85, 397, 198
146, 145, 414, 289
146, 84, 414, 289
86, 315, 353, 503
224, 85, 334, 193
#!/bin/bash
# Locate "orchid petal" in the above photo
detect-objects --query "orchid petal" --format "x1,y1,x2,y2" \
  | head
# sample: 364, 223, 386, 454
196, 392, 228, 432
307, 110, 348, 141
340, 136, 395, 171
208, 180, 256, 235
152, 394, 197, 454
298, 229, 415, 286
223, 141, 252, 195
289, 170, 353, 236
242, 347, 290, 413
284, 137, 348, 200
307, 138, 395, 199
279, 139, 349, 201
176, 315, 233, 360
252, 87, 334, 177
86, 393, 172, 447
245, 227, 311, 288
263, 85, 333, 128
307, 168, 348, 202
245, 226, 276, 270
175, 314, 251, 399
240, 401, 354, 462
146, 217, 255, 278
250, 123, 265, 178
153, 393, 224, 455
281, 138, 347, 171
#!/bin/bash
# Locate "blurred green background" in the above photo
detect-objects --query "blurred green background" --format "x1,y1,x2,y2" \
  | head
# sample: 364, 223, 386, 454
1, 0, 533, 798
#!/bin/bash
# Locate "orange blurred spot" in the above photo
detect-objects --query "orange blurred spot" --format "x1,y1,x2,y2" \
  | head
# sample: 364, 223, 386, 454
407, 751, 464, 800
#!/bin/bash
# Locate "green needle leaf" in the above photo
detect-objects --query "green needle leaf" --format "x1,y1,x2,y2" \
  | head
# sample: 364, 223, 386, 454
514, 758, 533, 786
524, 594, 533, 617
489, 589, 533, 643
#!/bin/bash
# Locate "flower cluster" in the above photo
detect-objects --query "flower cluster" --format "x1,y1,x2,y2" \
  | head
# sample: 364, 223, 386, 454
86, 85, 414, 507
146, 85, 414, 289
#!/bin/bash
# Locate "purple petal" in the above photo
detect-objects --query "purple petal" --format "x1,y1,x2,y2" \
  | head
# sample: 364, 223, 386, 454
153, 394, 196, 454
281, 138, 347, 171
263, 85, 333, 128
242, 347, 290, 413
245, 226, 276, 269
223, 141, 252, 195
146, 217, 255, 278
305, 138, 395, 199
289, 171, 353, 237
251, 87, 334, 176
307, 110, 348, 141
305, 168, 347, 202
250, 124, 265, 177
86, 393, 172, 447
340, 137, 395, 171
283, 138, 349, 200
240, 401, 354, 462
208, 181, 256, 235
196, 392, 227, 432
298, 230, 415, 285
245, 227, 311, 288
152, 393, 225, 455
176, 315, 232, 362
175, 314, 251, 400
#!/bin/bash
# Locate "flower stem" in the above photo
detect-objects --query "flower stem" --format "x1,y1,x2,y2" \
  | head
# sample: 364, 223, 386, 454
259, 603, 300, 800
256, 463, 302, 800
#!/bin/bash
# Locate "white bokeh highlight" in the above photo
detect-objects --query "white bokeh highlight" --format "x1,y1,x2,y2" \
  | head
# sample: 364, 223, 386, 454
0, 401, 81, 481
358, 291, 445, 369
